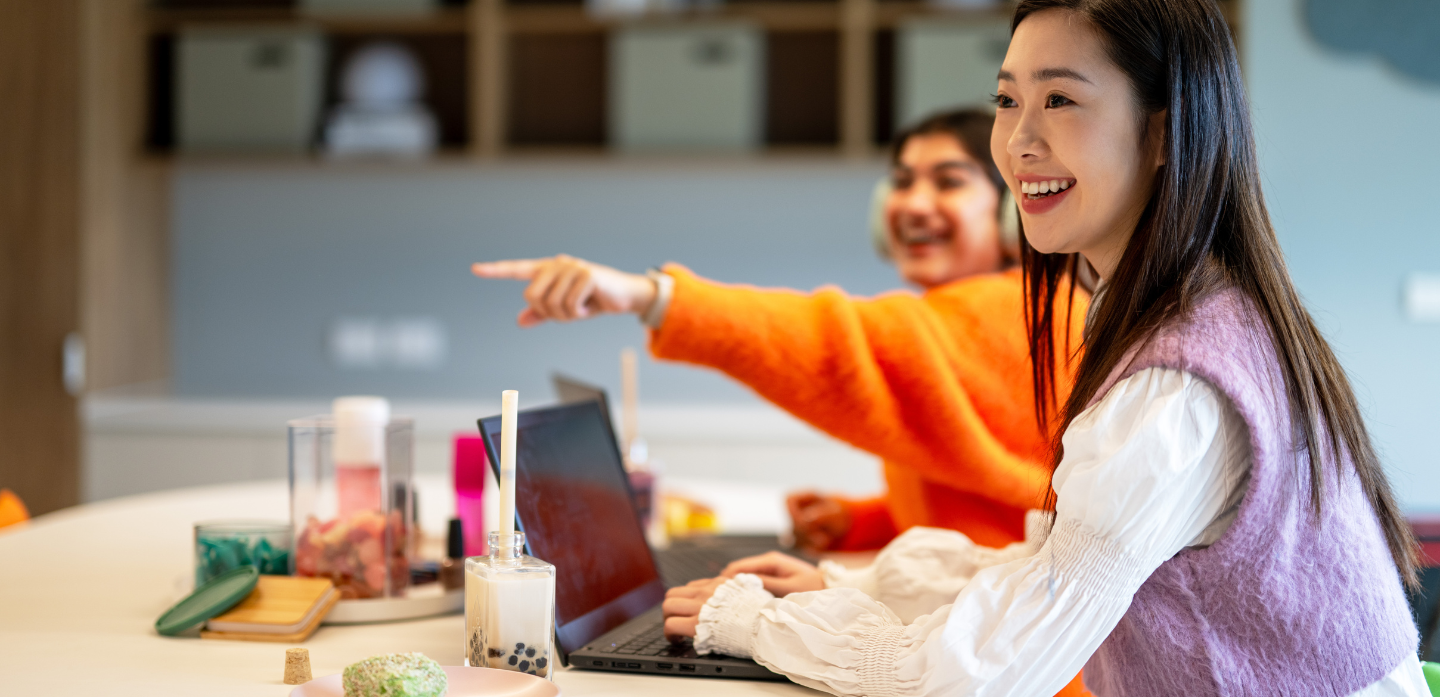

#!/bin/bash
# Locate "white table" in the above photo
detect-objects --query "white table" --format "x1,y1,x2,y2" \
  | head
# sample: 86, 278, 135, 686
0, 478, 824, 696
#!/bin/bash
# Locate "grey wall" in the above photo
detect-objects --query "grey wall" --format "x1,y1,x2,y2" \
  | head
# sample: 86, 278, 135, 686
170, 0, 1440, 508
1246, 0, 1440, 508
172, 160, 893, 404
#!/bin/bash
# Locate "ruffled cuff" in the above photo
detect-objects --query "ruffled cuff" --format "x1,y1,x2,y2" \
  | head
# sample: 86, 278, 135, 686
819, 559, 879, 598
694, 574, 774, 659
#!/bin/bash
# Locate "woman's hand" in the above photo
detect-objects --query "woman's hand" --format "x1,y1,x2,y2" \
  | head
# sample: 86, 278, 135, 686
721, 551, 825, 596
660, 552, 824, 640
786, 491, 853, 552
662, 576, 728, 640
471, 255, 657, 327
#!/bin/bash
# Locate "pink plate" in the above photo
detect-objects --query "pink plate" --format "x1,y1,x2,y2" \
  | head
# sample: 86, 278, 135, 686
290, 665, 560, 697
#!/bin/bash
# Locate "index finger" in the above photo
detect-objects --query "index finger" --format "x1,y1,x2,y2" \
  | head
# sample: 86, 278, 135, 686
722, 555, 786, 578
471, 259, 545, 280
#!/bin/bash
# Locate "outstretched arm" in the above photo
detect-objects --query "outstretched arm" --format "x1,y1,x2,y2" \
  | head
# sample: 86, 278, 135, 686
471, 256, 659, 326
650, 265, 1063, 510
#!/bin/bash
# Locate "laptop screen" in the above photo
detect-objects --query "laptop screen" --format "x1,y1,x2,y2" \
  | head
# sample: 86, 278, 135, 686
551, 373, 612, 429
479, 401, 666, 658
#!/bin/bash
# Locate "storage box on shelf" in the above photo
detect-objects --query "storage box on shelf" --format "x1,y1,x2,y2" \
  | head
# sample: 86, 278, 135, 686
139, 0, 1242, 159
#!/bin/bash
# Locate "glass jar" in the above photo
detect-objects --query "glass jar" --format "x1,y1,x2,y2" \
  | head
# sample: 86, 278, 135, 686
194, 520, 291, 586
465, 531, 556, 680
288, 410, 414, 600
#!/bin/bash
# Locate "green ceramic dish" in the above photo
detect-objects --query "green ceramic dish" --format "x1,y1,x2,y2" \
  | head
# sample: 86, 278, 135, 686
154, 565, 259, 636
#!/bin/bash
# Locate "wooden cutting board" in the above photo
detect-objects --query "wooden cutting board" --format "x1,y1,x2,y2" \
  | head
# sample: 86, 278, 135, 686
201, 575, 337, 643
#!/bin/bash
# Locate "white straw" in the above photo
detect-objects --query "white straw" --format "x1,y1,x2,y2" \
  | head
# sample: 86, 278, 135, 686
499, 390, 518, 540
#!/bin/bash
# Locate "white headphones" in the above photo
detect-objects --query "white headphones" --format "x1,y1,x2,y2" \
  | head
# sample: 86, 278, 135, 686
870, 178, 1021, 262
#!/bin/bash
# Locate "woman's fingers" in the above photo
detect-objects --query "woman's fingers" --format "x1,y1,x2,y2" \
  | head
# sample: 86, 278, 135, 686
661, 577, 727, 640
722, 557, 784, 578
786, 491, 821, 513
667, 584, 701, 599
723, 551, 802, 578
471, 259, 544, 280
474, 255, 654, 325
560, 269, 597, 320
663, 615, 699, 640
662, 596, 704, 618
523, 262, 563, 321
544, 266, 586, 321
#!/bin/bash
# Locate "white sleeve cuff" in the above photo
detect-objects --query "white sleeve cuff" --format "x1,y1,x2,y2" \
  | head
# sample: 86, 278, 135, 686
694, 574, 774, 659
820, 559, 880, 598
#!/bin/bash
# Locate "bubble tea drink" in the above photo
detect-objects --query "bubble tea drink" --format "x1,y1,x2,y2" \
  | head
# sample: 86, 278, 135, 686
465, 531, 555, 678
465, 390, 556, 679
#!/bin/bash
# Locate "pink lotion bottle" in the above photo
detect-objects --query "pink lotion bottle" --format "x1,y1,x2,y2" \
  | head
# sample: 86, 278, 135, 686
334, 396, 390, 519
453, 434, 488, 558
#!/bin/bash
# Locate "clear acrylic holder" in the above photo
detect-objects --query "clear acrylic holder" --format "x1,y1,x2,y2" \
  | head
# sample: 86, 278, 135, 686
288, 415, 415, 599
465, 531, 556, 680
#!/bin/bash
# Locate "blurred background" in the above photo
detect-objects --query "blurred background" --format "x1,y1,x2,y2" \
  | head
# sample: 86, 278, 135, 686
2, 0, 1438, 518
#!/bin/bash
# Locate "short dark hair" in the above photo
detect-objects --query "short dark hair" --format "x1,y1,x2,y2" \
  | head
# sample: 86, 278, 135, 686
889, 108, 1005, 196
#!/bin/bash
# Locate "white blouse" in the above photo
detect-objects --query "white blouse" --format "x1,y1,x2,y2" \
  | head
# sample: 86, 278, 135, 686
694, 368, 1428, 696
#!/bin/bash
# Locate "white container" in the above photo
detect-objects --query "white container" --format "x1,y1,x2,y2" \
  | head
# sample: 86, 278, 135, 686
609, 23, 765, 151
289, 400, 415, 600
176, 26, 325, 153
465, 531, 556, 680
896, 18, 1011, 126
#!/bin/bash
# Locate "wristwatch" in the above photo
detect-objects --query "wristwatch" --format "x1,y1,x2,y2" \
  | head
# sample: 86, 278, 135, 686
642, 268, 675, 329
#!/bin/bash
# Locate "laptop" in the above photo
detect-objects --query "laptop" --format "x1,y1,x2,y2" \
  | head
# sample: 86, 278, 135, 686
551, 373, 612, 428
549, 373, 814, 587
478, 401, 787, 680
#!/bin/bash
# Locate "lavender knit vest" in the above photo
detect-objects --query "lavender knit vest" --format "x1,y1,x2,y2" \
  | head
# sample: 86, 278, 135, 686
1080, 289, 1416, 696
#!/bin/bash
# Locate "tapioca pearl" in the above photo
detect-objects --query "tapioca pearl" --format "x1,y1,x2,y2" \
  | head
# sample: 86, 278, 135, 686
519, 660, 530, 671
508, 655, 518, 666
525, 648, 536, 658
515, 642, 525, 651
536, 658, 547, 669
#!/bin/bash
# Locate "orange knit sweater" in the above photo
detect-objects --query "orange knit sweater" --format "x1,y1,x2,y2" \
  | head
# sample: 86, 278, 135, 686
650, 265, 1088, 549
650, 266, 1092, 697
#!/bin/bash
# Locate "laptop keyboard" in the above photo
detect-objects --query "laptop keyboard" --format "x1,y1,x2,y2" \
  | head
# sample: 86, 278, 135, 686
656, 546, 728, 587
656, 535, 815, 587
611, 622, 701, 658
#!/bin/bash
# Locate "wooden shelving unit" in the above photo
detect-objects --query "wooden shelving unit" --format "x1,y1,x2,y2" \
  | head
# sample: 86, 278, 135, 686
141, 0, 1240, 159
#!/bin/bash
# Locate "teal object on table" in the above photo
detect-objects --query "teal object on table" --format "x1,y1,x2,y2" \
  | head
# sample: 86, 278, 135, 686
194, 520, 291, 586
154, 566, 259, 636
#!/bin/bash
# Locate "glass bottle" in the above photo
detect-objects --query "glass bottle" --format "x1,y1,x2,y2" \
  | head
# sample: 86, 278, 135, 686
288, 402, 415, 600
465, 531, 556, 680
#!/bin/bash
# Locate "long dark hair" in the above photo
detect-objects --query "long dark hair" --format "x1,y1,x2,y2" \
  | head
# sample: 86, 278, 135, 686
1017, 0, 1418, 585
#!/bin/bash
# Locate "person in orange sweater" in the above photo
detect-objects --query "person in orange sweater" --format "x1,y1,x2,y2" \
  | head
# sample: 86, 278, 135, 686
474, 109, 1093, 696
473, 110, 1089, 554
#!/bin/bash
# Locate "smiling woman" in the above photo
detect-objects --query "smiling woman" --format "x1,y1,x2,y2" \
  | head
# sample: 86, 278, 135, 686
655, 0, 1431, 695
881, 110, 1011, 289
991, 14, 1167, 281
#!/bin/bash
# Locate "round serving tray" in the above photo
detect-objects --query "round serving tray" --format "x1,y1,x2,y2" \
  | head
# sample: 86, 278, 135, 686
322, 584, 463, 625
